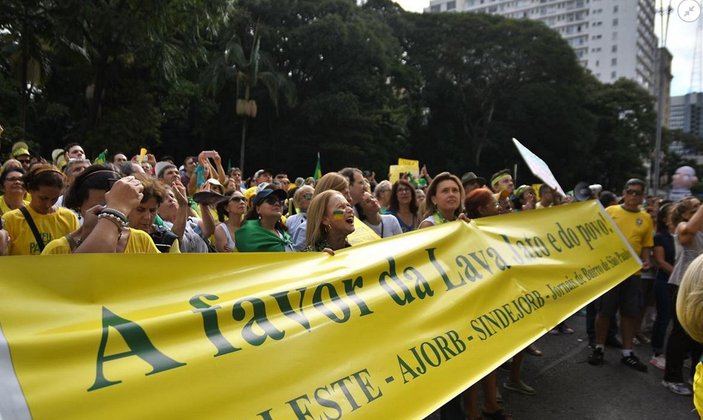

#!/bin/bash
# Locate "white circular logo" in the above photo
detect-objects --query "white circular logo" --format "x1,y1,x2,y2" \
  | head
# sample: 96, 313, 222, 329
679, 0, 702, 22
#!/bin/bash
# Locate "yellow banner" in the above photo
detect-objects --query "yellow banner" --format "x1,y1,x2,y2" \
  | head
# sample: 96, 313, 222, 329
0, 202, 639, 419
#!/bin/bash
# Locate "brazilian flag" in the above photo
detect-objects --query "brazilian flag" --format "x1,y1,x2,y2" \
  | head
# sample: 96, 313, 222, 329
313, 152, 322, 180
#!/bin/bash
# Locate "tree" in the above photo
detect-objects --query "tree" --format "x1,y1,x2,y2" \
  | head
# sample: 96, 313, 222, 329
584, 78, 656, 189
202, 23, 295, 174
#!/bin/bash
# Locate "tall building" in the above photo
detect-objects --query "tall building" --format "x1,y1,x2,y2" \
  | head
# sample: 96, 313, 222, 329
425, 0, 658, 95
670, 93, 703, 137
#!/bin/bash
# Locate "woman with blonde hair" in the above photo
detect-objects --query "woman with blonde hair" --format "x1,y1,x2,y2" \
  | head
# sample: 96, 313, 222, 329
305, 190, 355, 252
286, 185, 314, 239
373, 180, 392, 212
418, 172, 465, 229
291, 172, 351, 251
676, 254, 703, 416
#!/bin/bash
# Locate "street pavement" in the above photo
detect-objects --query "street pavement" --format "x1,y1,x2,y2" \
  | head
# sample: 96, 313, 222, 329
427, 312, 698, 419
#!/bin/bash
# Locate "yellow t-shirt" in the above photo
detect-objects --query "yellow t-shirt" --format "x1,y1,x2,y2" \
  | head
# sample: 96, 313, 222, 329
41, 228, 159, 254
605, 205, 654, 255
3, 206, 79, 255
0, 196, 29, 216
695, 361, 703, 418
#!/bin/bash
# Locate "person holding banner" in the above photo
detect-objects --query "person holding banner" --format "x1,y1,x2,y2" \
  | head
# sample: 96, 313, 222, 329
304, 190, 355, 252
418, 172, 465, 229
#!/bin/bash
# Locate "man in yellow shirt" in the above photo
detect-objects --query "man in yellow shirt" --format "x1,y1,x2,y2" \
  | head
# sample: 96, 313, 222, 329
589, 178, 653, 372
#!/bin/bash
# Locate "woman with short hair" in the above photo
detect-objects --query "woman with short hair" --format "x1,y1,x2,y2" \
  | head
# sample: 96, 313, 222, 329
0, 167, 27, 216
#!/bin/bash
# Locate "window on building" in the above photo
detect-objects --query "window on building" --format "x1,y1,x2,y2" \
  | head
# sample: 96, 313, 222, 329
446, 1, 456, 10
613, 5, 619, 13
611, 71, 617, 79
612, 45, 618, 52
430, 5, 440, 12
612, 18, 618, 26
612, 58, 617, 66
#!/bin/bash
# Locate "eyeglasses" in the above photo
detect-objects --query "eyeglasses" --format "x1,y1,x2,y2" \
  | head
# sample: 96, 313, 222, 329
264, 196, 281, 205
302, 193, 313, 200
230, 196, 245, 203
625, 189, 643, 196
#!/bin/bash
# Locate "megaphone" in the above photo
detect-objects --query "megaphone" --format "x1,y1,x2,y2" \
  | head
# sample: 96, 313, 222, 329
573, 182, 593, 202
589, 184, 603, 196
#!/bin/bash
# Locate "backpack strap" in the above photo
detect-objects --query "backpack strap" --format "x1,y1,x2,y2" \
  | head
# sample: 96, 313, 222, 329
19, 207, 45, 252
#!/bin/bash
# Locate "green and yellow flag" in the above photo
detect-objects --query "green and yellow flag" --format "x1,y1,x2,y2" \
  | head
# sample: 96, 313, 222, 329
313, 152, 322, 180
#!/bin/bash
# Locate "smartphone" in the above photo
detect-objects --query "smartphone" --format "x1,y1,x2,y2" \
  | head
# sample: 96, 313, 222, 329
202, 151, 216, 159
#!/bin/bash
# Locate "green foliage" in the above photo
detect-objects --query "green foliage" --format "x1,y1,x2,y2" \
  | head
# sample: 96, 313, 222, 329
0, 0, 660, 189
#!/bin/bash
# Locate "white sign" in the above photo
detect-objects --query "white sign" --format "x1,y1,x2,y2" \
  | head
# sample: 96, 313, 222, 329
512, 137, 566, 196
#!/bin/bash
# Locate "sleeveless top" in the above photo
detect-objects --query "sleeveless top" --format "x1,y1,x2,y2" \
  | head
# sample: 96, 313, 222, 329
669, 231, 703, 286
216, 223, 235, 252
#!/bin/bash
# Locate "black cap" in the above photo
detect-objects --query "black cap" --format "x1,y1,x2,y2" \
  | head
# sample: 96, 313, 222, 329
252, 188, 287, 205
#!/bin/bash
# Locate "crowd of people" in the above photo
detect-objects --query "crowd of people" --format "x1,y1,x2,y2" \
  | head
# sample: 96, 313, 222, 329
1, 141, 703, 419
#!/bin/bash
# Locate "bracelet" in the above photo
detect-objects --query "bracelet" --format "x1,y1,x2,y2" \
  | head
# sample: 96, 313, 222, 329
99, 208, 128, 224
97, 213, 128, 230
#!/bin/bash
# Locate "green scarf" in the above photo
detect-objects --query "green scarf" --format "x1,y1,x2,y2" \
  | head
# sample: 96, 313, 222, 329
234, 219, 291, 252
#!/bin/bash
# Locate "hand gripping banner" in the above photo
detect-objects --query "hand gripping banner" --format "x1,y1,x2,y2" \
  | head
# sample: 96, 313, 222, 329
0, 201, 639, 419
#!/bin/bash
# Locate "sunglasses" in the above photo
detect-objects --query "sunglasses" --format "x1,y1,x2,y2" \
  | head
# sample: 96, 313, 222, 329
264, 196, 281, 205
230, 196, 245, 203
302, 193, 313, 200
625, 189, 643, 196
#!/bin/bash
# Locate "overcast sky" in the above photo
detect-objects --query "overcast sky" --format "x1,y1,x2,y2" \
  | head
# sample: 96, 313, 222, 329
395, 0, 701, 97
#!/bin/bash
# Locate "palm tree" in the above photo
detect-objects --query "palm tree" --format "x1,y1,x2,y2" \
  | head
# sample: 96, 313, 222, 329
203, 26, 295, 174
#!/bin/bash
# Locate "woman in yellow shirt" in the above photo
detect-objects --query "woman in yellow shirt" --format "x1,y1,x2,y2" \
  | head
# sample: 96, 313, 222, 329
0, 167, 29, 215
2, 165, 78, 255
42, 165, 158, 254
